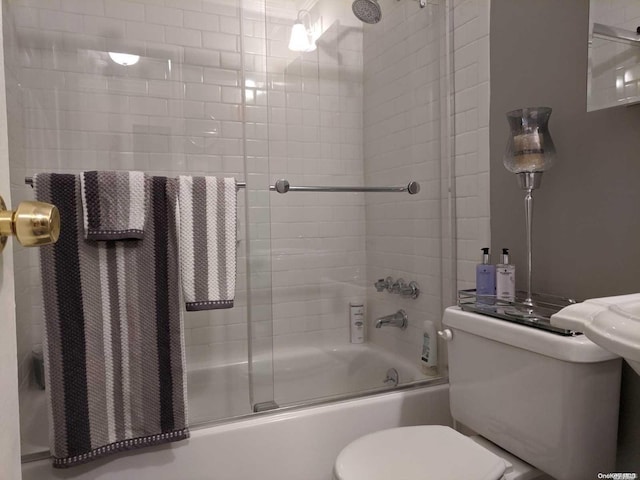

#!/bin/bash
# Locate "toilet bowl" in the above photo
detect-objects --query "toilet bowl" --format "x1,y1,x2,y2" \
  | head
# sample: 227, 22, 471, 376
333, 425, 543, 480
333, 307, 622, 480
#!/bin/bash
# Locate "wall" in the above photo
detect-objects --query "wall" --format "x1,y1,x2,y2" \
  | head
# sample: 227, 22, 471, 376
489, 0, 640, 470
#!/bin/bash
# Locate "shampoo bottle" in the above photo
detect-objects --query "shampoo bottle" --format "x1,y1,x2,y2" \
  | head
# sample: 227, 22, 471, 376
476, 248, 496, 296
349, 303, 365, 344
421, 319, 437, 376
496, 248, 516, 301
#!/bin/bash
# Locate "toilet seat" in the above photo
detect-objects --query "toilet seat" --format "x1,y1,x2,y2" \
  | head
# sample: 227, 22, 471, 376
333, 425, 507, 480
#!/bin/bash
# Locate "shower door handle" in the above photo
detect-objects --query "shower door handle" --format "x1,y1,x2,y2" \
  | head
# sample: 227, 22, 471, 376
0, 195, 60, 252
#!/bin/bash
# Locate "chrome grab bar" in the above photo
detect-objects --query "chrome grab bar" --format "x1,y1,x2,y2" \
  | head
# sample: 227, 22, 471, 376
270, 179, 420, 195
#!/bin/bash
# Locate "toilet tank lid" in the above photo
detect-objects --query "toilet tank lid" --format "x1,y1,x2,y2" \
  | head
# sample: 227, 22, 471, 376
333, 426, 506, 480
443, 307, 618, 363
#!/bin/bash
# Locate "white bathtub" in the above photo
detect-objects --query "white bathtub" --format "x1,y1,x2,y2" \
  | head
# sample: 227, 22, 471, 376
22, 344, 450, 480
189, 343, 427, 424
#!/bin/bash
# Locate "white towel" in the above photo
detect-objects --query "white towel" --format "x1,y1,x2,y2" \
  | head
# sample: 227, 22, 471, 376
177, 176, 237, 311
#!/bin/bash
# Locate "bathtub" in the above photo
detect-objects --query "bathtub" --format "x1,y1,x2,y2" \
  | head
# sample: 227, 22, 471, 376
22, 344, 451, 480
189, 343, 428, 424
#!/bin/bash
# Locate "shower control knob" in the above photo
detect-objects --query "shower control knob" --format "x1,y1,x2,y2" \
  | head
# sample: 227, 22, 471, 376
437, 329, 453, 342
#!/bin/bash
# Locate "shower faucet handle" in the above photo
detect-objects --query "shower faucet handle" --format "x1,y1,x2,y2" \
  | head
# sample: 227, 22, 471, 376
391, 278, 406, 294
399, 281, 420, 300
374, 276, 393, 292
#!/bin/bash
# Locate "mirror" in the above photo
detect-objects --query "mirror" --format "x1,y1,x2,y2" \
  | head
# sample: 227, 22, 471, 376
587, 1, 640, 111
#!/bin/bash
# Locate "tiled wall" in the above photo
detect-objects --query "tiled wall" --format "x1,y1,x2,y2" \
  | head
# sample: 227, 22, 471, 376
362, 0, 448, 366
5, 0, 470, 450
452, 0, 490, 289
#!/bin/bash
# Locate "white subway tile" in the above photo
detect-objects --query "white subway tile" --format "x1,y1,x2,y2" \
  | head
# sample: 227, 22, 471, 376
107, 76, 147, 94
105, 0, 144, 21
221, 86, 241, 104
203, 68, 238, 86
184, 47, 221, 67
220, 51, 241, 69
84, 15, 126, 38
205, 102, 241, 121
165, 0, 202, 12
165, 26, 202, 47
130, 96, 168, 115
13, 6, 39, 28
145, 5, 183, 27
125, 21, 164, 42
61, 0, 104, 16
39, 10, 83, 32
219, 15, 240, 35
202, 31, 238, 52
169, 99, 205, 118
186, 83, 221, 101
184, 10, 219, 31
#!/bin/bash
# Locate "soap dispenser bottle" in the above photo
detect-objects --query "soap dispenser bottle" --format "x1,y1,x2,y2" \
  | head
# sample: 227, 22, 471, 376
496, 248, 516, 301
476, 248, 496, 296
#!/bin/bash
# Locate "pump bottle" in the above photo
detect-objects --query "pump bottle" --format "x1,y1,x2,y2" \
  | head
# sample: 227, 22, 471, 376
476, 248, 496, 296
496, 248, 516, 301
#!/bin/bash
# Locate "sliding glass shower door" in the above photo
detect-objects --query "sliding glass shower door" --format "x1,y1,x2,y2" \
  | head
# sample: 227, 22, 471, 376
4, 0, 276, 457
264, 0, 451, 407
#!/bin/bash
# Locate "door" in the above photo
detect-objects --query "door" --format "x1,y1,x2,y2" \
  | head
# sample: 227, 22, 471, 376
0, 4, 22, 474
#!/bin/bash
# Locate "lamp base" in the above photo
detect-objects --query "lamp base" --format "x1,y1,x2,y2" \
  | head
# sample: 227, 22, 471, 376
516, 171, 543, 190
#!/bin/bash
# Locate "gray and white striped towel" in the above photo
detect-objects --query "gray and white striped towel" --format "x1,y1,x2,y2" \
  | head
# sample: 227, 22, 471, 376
177, 176, 237, 311
35, 173, 188, 468
80, 171, 147, 240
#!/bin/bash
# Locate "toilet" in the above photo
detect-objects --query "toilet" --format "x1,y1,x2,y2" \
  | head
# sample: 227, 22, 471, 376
334, 307, 622, 480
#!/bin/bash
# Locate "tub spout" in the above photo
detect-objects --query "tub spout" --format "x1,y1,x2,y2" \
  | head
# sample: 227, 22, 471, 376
375, 310, 408, 330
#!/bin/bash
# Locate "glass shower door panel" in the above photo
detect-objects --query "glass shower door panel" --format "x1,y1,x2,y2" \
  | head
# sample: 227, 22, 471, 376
266, 0, 448, 407
4, 0, 274, 457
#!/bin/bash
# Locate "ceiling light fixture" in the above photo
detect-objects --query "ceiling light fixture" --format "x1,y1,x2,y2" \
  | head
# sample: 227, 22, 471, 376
108, 52, 140, 66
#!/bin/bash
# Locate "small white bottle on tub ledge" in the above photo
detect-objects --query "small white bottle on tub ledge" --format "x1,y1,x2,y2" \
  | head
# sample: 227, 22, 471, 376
421, 319, 437, 376
349, 303, 365, 344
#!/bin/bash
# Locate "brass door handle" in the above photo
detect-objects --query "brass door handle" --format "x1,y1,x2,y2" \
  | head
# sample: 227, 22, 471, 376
0, 195, 60, 252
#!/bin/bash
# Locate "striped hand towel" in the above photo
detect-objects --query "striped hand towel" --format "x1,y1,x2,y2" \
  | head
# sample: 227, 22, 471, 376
177, 176, 237, 311
80, 171, 147, 240
35, 173, 189, 468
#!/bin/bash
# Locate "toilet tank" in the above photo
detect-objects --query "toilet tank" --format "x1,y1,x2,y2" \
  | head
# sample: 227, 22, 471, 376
443, 307, 621, 480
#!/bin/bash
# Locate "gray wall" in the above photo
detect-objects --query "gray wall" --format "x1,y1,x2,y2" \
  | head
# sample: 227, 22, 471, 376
490, 0, 640, 470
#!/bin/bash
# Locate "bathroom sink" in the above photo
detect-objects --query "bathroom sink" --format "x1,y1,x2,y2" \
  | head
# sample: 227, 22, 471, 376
551, 294, 640, 375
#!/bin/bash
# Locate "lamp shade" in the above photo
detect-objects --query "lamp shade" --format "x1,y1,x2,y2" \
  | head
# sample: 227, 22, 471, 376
288, 22, 316, 52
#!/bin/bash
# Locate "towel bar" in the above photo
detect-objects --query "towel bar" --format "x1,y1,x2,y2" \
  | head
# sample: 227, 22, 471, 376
25, 177, 247, 189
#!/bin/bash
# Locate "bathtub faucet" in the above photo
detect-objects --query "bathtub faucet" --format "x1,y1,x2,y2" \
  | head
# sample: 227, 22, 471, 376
375, 310, 408, 330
